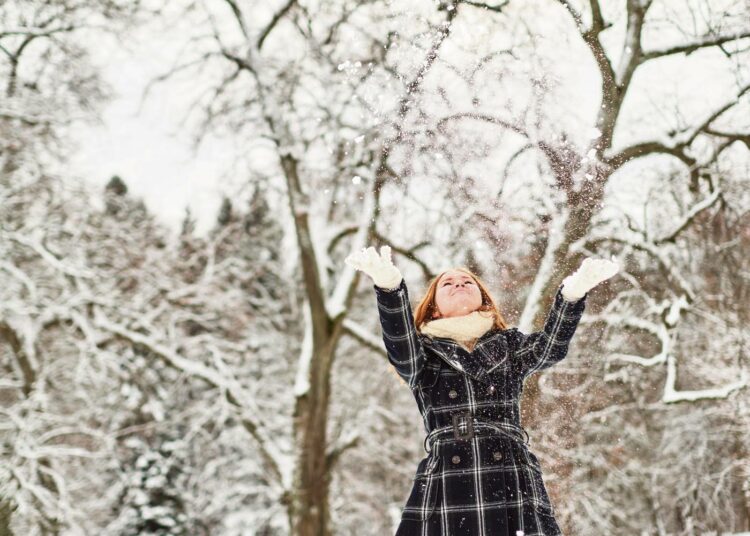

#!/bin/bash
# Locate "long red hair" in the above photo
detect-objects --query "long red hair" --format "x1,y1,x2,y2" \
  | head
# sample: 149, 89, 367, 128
385, 267, 510, 386
414, 267, 509, 332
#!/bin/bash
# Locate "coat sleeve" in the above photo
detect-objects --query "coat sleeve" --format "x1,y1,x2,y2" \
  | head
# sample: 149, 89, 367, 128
373, 278, 426, 390
509, 284, 587, 379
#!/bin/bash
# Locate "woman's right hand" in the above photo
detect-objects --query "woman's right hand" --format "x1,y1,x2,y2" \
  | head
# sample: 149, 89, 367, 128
345, 245, 403, 290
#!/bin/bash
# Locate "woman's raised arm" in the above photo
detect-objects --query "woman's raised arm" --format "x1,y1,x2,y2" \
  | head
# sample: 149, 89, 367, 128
372, 278, 426, 389
510, 256, 619, 379
345, 246, 426, 389
509, 284, 587, 379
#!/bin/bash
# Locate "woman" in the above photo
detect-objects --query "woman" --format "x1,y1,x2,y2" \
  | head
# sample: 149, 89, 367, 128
345, 245, 619, 536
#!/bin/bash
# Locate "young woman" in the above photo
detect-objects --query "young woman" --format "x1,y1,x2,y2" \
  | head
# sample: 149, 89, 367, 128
345, 245, 619, 536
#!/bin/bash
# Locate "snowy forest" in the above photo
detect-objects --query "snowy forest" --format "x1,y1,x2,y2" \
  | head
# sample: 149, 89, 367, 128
1, 0, 749, 535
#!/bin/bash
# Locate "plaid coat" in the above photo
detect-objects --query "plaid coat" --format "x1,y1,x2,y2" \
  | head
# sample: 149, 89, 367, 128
374, 279, 587, 536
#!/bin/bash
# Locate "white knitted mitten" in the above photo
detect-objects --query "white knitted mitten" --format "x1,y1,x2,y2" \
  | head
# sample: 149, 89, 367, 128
561, 256, 620, 300
344, 245, 403, 290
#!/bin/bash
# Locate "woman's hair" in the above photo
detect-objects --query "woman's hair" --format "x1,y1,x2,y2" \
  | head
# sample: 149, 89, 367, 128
414, 266, 509, 332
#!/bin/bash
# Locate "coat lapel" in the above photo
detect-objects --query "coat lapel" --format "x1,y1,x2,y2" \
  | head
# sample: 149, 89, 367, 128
420, 329, 505, 384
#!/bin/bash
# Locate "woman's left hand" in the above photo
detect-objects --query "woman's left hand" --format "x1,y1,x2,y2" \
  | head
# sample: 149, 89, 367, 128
561, 256, 620, 300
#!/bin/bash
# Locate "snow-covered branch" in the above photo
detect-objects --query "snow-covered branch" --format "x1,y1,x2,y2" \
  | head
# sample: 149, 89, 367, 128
5, 232, 95, 279
341, 318, 386, 354
663, 354, 748, 404
92, 307, 292, 490
650, 189, 721, 243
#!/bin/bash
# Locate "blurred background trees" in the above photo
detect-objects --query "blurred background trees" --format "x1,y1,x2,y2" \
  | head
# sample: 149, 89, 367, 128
1, 0, 749, 534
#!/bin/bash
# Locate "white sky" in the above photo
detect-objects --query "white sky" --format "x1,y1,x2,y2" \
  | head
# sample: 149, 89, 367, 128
68, 18, 236, 237
65, 0, 748, 239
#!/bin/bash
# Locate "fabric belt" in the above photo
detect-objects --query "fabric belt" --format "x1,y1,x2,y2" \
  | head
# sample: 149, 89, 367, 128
423, 415, 531, 453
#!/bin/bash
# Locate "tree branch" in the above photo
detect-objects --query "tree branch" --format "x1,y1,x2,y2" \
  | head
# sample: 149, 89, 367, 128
325, 433, 361, 470
555, 0, 585, 33
435, 111, 528, 138
663, 355, 748, 404
640, 30, 750, 63
606, 82, 750, 169
653, 188, 722, 244
219, 0, 249, 39
257, 0, 297, 50
457, 0, 510, 13
92, 308, 290, 489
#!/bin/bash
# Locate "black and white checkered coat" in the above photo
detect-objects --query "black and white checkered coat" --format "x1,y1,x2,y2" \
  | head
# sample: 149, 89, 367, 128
374, 278, 587, 536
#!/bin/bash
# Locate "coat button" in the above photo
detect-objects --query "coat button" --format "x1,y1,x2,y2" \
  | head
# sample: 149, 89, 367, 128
448, 389, 458, 399
489, 386, 495, 393
451, 455, 461, 464
492, 451, 503, 460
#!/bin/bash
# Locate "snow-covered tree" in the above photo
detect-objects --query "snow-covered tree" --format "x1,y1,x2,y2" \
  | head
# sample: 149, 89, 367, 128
2, 0, 749, 534
148, 0, 750, 533
111, 435, 190, 536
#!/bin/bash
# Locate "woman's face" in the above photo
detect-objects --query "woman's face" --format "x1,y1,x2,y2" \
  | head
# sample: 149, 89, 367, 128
433, 270, 483, 319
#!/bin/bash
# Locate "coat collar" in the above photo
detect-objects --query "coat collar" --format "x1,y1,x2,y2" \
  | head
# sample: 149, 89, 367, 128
420, 329, 504, 384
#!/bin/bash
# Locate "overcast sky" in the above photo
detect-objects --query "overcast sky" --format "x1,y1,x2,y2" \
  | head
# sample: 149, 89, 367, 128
65, 0, 748, 240
68, 13, 238, 237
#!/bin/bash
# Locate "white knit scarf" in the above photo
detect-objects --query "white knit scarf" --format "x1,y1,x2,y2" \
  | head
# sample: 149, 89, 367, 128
419, 310, 495, 352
